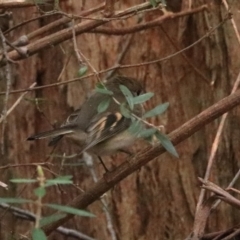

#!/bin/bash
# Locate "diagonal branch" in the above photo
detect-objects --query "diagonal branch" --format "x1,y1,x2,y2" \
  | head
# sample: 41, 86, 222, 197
0, 1, 155, 65
41, 88, 240, 236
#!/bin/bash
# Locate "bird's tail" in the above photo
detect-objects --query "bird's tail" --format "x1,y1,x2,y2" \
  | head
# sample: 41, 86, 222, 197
27, 127, 75, 141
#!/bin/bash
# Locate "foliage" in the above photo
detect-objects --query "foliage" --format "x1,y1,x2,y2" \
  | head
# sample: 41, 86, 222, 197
0, 167, 94, 240
97, 83, 178, 157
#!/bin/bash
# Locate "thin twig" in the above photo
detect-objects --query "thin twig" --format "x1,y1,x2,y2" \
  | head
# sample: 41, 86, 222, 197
0, 82, 36, 124
91, 5, 208, 35
196, 64, 240, 213
222, 0, 240, 45
0, 162, 53, 170
212, 168, 240, 209
84, 153, 117, 240
0, 1, 155, 65
105, 34, 134, 80
0, 27, 12, 154
0, 13, 229, 96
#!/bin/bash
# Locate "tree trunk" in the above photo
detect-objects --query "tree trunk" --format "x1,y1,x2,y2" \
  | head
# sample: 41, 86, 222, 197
1, 0, 240, 239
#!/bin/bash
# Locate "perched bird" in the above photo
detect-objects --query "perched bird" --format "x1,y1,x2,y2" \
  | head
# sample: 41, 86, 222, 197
27, 76, 144, 167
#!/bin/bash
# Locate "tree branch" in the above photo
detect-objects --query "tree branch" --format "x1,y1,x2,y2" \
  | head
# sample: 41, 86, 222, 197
41, 89, 240, 236
91, 5, 208, 35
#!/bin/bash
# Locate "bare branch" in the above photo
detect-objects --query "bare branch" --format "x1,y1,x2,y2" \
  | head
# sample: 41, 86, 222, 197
91, 5, 208, 35
0, 12, 228, 96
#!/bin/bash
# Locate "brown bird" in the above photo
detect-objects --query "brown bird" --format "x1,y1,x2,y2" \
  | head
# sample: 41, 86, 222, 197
28, 76, 144, 169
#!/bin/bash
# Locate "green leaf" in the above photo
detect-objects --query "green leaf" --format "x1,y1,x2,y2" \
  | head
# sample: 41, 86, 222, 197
143, 102, 169, 119
45, 204, 95, 217
132, 92, 154, 104
95, 86, 113, 95
120, 103, 131, 118
40, 213, 66, 227
119, 84, 134, 110
139, 128, 157, 138
32, 228, 47, 240
128, 121, 142, 135
10, 179, 37, 183
45, 175, 73, 187
155, 132, 179, 158
34, 187, 46, 198
0, 198, 32, 204
150, 0, 157, 7
97, 98, 111, 113
77, 65, 88, 77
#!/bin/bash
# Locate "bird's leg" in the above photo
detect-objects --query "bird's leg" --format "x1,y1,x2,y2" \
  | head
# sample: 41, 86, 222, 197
98, 156, 109, 172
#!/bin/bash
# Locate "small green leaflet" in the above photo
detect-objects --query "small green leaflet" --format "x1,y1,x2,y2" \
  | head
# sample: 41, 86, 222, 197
0, 198, 33, 204
150, 0, 157, 7
95, 86, 113, 95
77, 65, 88, 77
97, 98, 110, 113
139, 128, 157, 138
120, 103, 131, 118
143, 102, 169, 119
34, 187, 46, 198
155, 131, 179, 158
45, 175, 73, 187
40, 214, 66, 227
128, 121, 142, 135
10, 179, 37, 183
132, 92, 154, 104
32, 228, 47, 240
45, 204, 95, 217
119, 84, 134, 110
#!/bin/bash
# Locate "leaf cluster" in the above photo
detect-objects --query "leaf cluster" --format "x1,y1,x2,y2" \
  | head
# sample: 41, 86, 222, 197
95, 83, 178, 157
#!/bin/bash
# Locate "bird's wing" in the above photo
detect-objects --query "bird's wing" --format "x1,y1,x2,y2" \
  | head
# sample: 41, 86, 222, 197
47, 108, 82, 146
82, 111, 131, 151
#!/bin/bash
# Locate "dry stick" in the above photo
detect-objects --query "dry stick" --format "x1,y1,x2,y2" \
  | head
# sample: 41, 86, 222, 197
0, 1, 48, 8
0, 28, 12, 154
26, 3, 105, 41
0, 10, 227, 96
0, 1, 154, 65
222, 0, 240, 44
0, 162, 53, 170
84, 154, 117, 240
199, 179, 240, 210
189, 177, 240, 240
0, 82, 36, 124
221, 229, 240, 240
196, 71, 240, 214
195, 9, 240, 213
4, 2, 105, 37
41, 89, 240, 236
212, 168, 240, 210
91, 5, 208, 35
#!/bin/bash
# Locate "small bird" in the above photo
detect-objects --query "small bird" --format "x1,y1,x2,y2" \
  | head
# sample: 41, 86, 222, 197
27, 76, 144, 168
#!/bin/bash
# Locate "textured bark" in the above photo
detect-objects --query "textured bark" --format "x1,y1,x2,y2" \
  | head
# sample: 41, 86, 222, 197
1, 0, 240, 240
